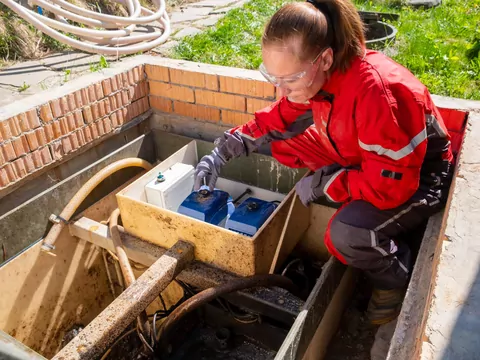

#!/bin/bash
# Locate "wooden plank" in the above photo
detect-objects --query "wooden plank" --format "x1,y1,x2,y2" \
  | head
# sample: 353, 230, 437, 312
269, 193, 310, 274
387, 213, 444, 360
275, 257, 347, 360
302, 268, 357, 360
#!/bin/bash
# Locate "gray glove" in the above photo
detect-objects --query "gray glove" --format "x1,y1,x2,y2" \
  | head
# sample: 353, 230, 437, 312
194, 148, 227, 191
295, 164, 342, 206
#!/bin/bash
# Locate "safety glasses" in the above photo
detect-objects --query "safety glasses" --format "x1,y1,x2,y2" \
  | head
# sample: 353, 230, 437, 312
259, 48, 327, 88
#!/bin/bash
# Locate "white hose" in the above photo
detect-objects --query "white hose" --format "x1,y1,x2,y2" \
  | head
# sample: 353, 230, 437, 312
0, 0, 171, 55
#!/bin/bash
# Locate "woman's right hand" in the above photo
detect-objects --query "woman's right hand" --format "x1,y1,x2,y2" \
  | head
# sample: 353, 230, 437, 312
194, 149, 226, 191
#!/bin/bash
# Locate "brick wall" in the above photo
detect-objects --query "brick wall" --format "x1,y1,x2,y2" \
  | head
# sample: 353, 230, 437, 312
146, 62, 276, 127
0, 65, 149, 190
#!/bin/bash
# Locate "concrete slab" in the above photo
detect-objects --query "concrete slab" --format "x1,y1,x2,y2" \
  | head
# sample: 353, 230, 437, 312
173, 27, 202, 39
193, 14, 223, 27
170, 6, 214, 23
0, 60, 58, 88
422, 112, 480, 360
39, 52, 102, 72
191, 0, 236, 7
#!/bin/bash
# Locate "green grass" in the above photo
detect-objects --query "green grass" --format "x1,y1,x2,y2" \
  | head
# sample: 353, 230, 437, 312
172, 0, 480, 100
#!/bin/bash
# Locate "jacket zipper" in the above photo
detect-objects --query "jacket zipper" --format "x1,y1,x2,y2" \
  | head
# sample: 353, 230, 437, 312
323, 94, 345, 162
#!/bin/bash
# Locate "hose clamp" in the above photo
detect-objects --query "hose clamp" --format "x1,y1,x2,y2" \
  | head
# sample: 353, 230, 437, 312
49, 214, 69, 225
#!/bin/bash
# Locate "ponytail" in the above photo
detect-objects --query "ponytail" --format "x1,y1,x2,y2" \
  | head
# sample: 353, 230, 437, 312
262, 0, 365, 72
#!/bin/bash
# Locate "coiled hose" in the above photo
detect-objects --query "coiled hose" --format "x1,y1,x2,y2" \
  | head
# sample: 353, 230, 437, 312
0, 0, 170, 55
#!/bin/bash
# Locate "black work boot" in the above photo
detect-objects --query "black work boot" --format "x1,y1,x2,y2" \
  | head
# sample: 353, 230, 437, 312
366, 287, 405, 326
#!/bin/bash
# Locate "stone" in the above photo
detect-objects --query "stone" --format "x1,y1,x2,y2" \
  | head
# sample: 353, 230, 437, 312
173, 27, 203, 39
191, 0, 235, 7
407, 0, 441, 7
170, 6, 214, 23
209, 0, 248, 14
193, 15, 223, 27
152, 41, 180, 56
0, 60, 58, 88
40, 51, 102, 72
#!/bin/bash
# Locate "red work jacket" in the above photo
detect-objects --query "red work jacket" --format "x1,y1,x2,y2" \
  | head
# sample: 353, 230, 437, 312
222, 50, 453, 210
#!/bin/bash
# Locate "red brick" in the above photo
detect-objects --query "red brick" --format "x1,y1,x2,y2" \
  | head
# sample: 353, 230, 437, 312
31, 150, 43, 168
110, 112, 119, 128
12, 136, 29, 157
94, 82, 104, 100
59, 117, 72, 134
8, 117, 21, 136
66, 113, 77, 131
0, 147, 5, 166
83, 126, 93, 143
174, 101, 220, 122
91, 103, 101, 120
2, 141, 16, 162
89, 123, 99, 140
50, 98, 63, 118
0, 120, 13, 140
74, 111, 84, 128
115, 93, 123, 108
23, 153, 35, 173
127, 69, 135, 86
149, 82, 195, 102
103, 117, 112, 133
83, 106, 94, 123
61, 137, 73, 154
0, 130, 3, 143
127, 86, 135, 102
196, 89, 246, 112
25, 131, 39, 150
145, 65, 169, 82
26, 109, 41, 129
88, 85, 97, 103
102, 78, 113, 96
52, 121, 63, 139
60, 97, 70, 115
221, 110, 252, 126
39, 146, 52, 165
170, 68, 218, 90
95, 121, 105, 136
35, 128, 47, 147
76, 130, 86, 147
109, 96, 118, 111
121, 90, 129, 106
74, 89, 85, 108
141, 82, 149, 97
140, 97, 149, 113
40, 104, 54, 122
115, 110, 125, 126
3, 163, 16, 182
121, 72, 129, 88
0, 167, 8, 187
69, 132, 80, 150
133, 66, 140, 83
67, 94, 76, 113
44, 123, 55, 143
122, 107, 130, 123
13, 158, 27, 178
16, 113, 30, 132
150, 96, 172, 113
111, 76, 119, 92
219, 76, 275, 98
246, 98, 273, 114
116, 74, 124, 89
98, 100, 106, 118
50, 141, 64, 160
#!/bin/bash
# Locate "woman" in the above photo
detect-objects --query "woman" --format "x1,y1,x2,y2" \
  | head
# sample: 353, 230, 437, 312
194, 0, 453, 325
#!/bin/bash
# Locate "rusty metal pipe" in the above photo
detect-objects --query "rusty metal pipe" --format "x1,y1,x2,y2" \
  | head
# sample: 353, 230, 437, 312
156, 274, 296, 343
109, 208, 151, 342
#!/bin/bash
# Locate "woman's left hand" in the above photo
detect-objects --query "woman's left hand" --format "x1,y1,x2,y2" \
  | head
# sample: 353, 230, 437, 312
295, 164, 343, 206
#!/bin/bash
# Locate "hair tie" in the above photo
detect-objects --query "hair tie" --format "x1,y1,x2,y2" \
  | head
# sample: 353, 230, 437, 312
306, 0, 332, 28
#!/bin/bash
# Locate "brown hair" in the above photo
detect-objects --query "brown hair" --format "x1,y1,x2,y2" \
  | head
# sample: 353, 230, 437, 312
262, 0, 365, 72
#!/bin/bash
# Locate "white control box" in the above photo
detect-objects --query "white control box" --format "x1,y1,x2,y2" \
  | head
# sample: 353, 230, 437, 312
145, 163, 195, 212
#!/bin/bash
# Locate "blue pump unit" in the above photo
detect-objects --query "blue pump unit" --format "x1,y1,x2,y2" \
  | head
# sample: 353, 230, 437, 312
178, 188, 233, 226
226, 197, 277, 237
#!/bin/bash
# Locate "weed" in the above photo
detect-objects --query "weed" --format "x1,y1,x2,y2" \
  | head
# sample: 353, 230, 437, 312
18, 82, 30, 93
90, 55, 110, 72
173, 0, 480, 100
63, 69, 71, 83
